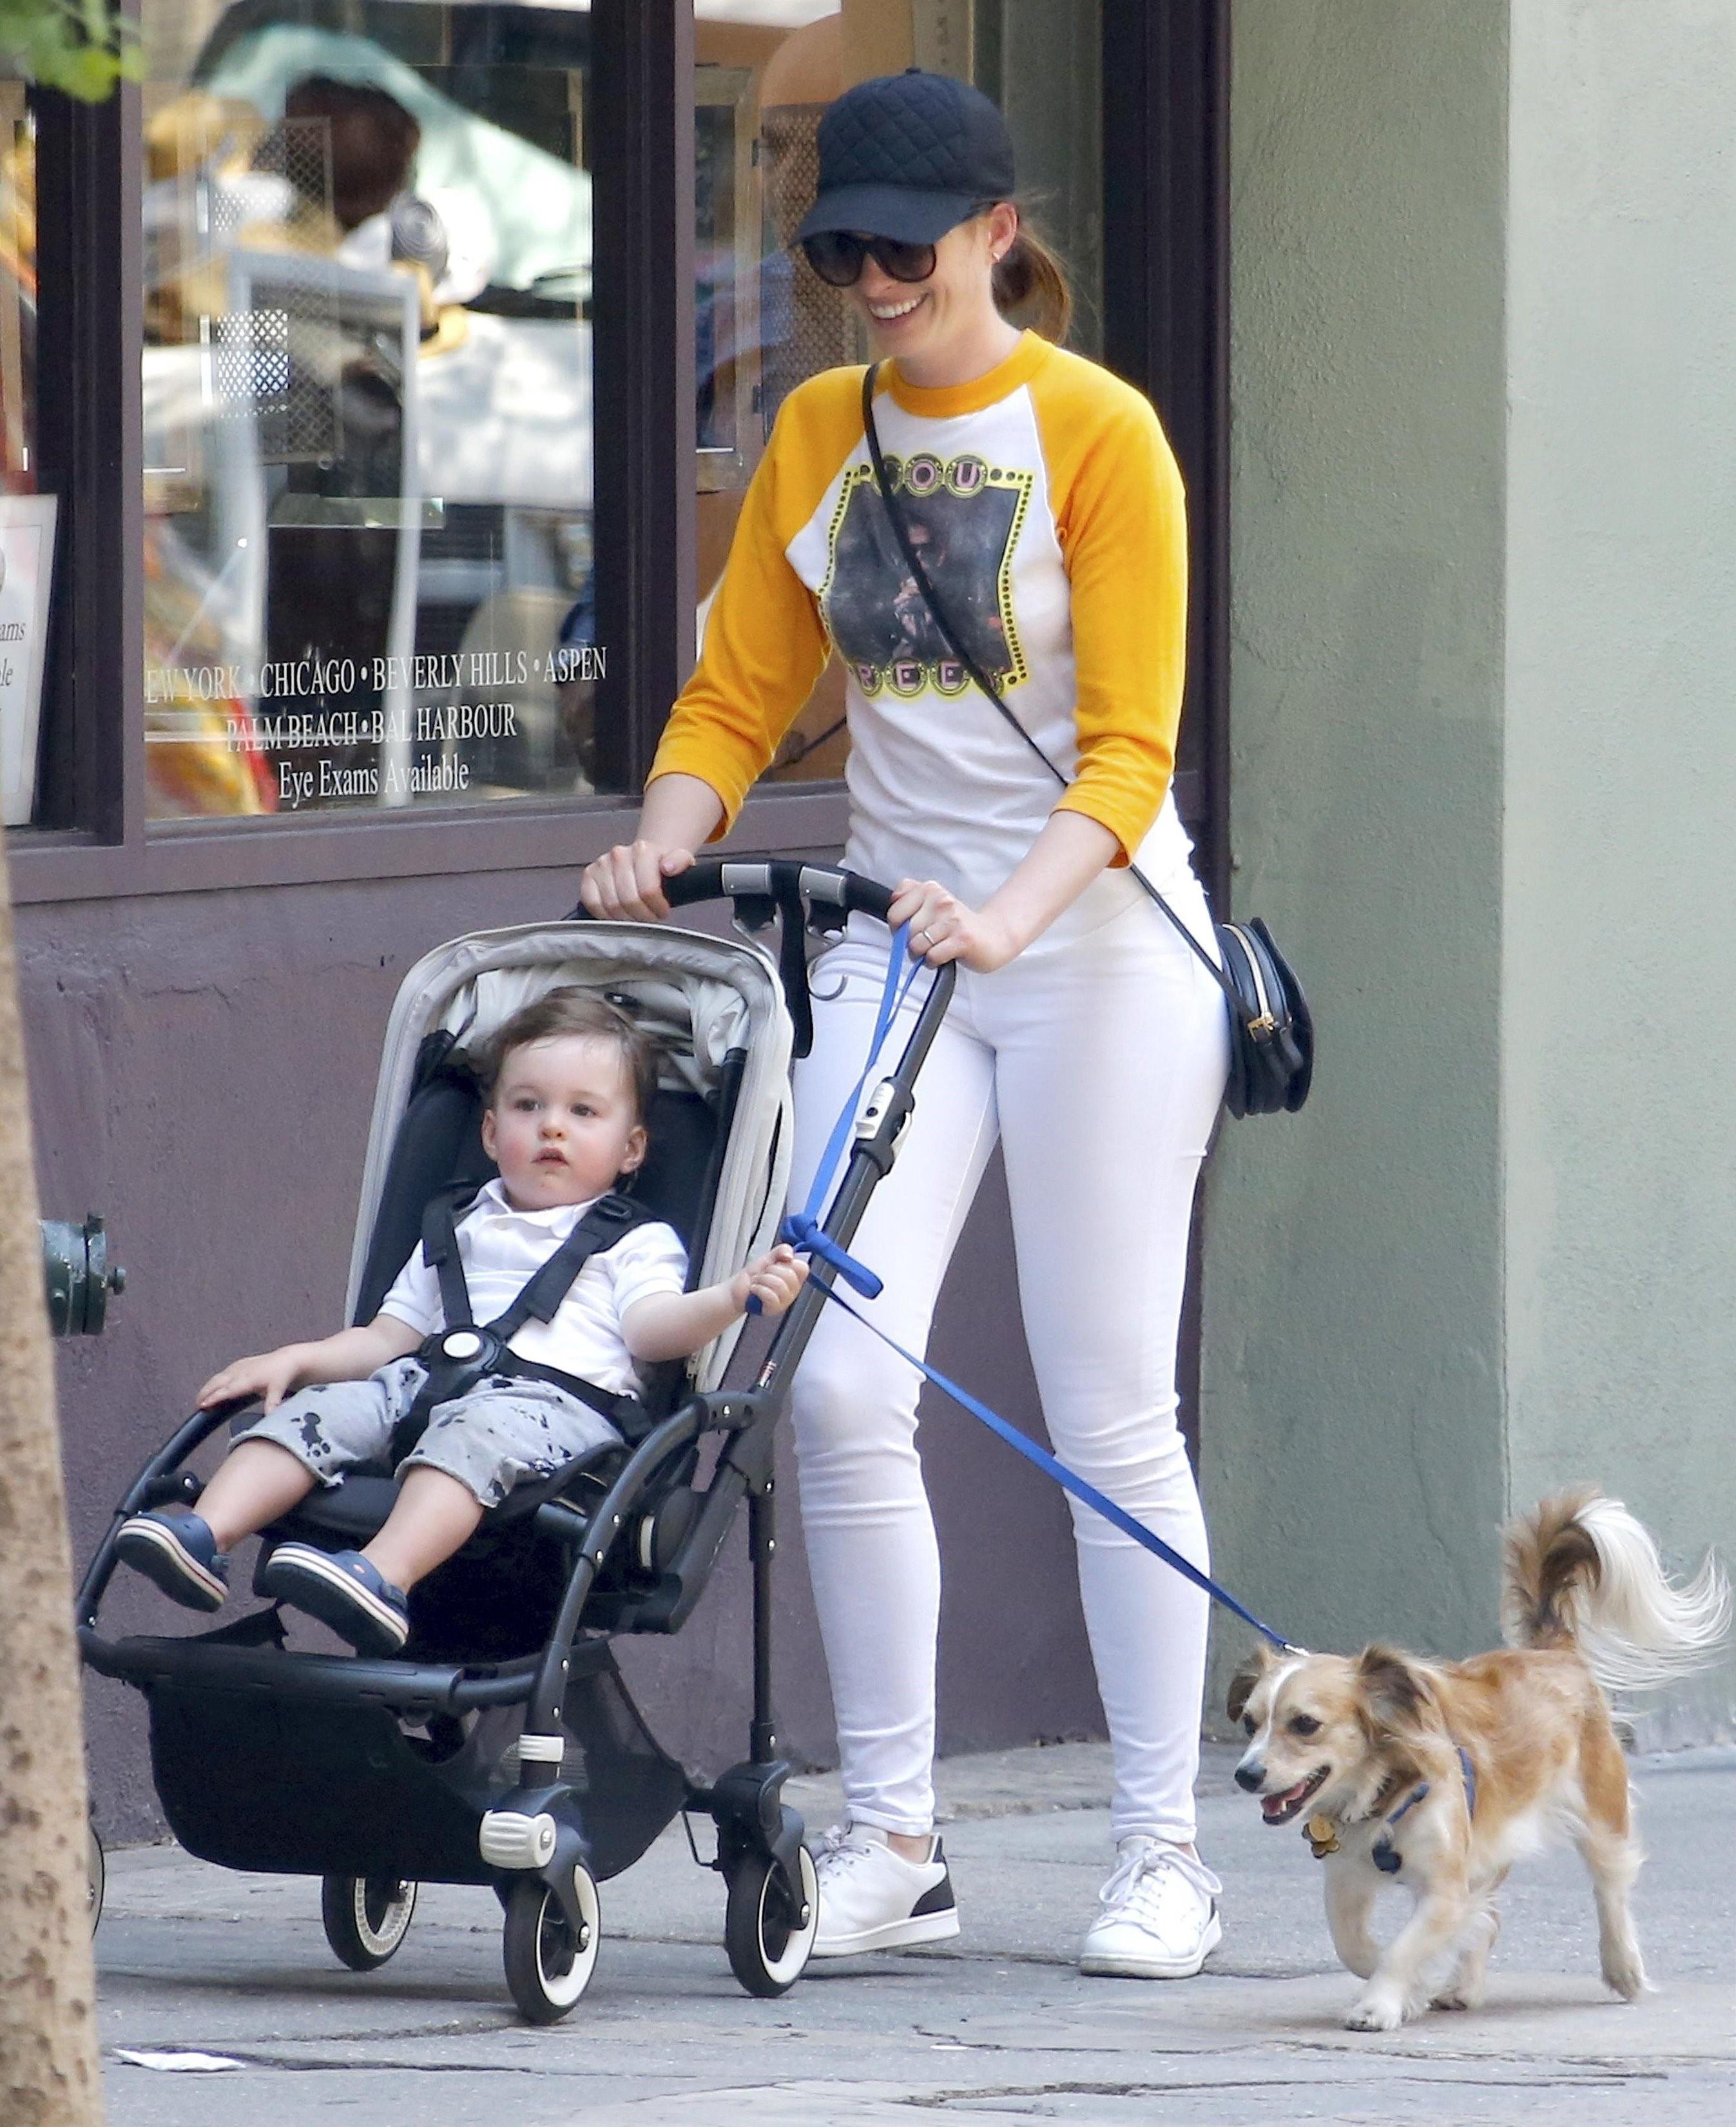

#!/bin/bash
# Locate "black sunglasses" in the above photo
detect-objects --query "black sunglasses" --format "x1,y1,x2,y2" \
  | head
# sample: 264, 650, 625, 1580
801, 229, 938, 288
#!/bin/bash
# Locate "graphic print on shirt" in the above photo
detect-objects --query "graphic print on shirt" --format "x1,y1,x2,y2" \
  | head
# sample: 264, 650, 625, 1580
820, 451, 1034, 697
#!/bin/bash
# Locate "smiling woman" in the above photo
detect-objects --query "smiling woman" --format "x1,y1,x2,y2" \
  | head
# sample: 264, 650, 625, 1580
581, 24, 1233, 1986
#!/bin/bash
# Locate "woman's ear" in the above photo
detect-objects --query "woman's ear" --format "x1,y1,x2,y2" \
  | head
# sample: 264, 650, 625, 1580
985, 199, 1019, 265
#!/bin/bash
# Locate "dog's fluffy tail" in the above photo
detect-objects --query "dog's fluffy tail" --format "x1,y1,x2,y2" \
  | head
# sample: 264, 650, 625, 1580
1501, 1486, 1731, 1693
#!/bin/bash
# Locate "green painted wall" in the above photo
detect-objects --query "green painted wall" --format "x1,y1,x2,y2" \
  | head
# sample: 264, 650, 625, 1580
1202, 0, 1512, 1700
1208, 0, 1734, 1743
1503, 1, 1736, 1744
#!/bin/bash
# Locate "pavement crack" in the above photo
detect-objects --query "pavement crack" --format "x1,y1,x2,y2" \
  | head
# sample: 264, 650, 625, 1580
1268, 2036, 1676, 2076
901, 2068, 1656, 2108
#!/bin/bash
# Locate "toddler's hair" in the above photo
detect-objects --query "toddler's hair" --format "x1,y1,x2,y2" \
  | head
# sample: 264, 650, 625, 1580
481, 987, 659, 1123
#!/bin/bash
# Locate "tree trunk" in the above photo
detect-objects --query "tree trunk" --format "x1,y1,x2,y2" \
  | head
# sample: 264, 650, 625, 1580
0, 853, 104, 2126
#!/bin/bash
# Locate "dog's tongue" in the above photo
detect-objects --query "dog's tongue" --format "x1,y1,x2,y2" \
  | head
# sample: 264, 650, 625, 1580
1262, 1779, 1311, 1822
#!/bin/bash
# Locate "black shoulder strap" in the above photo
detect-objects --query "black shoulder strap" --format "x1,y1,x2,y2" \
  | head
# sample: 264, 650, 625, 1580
859, 363, 1242, 1020
487, 1191, 654, 1341
420, 1185, 481, 1332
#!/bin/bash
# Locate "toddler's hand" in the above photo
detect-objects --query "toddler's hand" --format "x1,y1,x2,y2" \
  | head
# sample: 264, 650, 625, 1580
197, 1347, 303, 1413
735, 1244, 808, 1319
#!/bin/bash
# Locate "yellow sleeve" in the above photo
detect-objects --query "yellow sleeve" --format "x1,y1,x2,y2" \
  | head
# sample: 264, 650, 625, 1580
1032, 354, 1188, 864
648, 371, 863, 837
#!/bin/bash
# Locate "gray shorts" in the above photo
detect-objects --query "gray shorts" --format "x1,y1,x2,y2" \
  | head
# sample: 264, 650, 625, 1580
233, 1357, 622, 1511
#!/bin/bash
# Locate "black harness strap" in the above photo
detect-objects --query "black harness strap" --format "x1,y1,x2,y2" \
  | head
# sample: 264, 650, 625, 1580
420, 1183, 480, 1338
391, 1187, 656, 1462
489, 1193, 646, 1338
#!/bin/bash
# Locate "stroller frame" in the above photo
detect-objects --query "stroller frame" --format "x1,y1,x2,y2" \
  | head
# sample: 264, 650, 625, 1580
77, 862, 954, 2019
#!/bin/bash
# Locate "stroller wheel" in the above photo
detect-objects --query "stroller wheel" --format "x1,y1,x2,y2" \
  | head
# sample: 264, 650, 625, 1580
87, 1821, 105, 1936
321, 1874, 418, 1971
503, 1869, 599, 2023
724, 1844, 819, 1998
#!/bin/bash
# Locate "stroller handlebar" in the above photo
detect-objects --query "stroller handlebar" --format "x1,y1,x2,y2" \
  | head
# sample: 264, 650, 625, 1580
660, 859, 895, 927
570, 859, 898, 929
569, 855, 946, 1067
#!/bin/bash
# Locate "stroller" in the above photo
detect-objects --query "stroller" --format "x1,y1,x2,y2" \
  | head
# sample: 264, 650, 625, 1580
78, 862, 952, 2022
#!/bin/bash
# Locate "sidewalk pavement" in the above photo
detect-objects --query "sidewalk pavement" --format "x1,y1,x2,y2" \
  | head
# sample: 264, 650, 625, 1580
98, 1740, 1736, 2126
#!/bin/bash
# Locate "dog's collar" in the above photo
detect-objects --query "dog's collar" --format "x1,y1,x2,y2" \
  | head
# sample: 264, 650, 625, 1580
1304, 1748, 1476, 1867
1370, 1745, 1478, 1876
1304, 1767, 1405, 1859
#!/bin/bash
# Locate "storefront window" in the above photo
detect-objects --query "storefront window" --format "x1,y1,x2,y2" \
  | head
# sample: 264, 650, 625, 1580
141, 1, 602, 821
691, 0, 1101, 784
0, 76, 55, 831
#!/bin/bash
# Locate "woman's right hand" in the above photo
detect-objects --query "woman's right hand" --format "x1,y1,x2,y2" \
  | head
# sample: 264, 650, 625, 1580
579, 840, 696, 923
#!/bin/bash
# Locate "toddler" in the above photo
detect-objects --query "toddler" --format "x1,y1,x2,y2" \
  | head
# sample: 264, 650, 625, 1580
116, 988, 805, 1654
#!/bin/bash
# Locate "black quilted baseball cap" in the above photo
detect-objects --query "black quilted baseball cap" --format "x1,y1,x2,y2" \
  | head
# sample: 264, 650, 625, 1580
795, 68, 1017, 247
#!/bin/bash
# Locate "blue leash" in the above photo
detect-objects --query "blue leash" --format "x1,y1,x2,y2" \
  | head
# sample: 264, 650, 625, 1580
759, 929, 1302, 1656
815, 1283, 1299, 1653
773, 923, 923, 1299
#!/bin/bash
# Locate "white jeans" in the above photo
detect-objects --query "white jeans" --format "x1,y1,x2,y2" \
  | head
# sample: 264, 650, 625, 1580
787, 882, 1230, 1846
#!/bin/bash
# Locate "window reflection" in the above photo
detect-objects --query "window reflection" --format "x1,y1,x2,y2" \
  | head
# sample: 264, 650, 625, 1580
142, 1, 601, 820
691, 1, 1101, 785
0, 78, 34, 498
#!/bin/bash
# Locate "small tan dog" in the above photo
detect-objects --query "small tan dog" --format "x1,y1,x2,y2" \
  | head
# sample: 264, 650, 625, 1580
1228, 1489, 1729, 2031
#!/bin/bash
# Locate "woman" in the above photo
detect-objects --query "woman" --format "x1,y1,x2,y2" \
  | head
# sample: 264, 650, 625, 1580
581, 68, 1229, 1979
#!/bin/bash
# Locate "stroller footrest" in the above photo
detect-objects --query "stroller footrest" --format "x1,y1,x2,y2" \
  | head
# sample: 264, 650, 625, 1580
77, 1626, 543, 1714
480, 1809, 559, 1870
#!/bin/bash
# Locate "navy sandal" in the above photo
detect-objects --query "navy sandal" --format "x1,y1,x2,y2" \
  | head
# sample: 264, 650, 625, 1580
259, 1543, 409, 1656
114, 1511, 229, 1611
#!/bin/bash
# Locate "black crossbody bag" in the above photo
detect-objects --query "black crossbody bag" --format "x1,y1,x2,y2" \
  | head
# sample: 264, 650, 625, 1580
860, 364, 1312, 1119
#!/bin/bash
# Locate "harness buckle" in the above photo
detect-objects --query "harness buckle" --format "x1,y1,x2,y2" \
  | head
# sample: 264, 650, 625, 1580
417, 1324, 506, 1381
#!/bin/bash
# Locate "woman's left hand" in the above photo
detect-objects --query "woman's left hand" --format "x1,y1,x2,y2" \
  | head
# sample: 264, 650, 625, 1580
888, 879, 1021, 973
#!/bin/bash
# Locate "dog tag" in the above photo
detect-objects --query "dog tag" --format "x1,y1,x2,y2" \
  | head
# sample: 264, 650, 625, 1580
1304, 1815, 1340, 1860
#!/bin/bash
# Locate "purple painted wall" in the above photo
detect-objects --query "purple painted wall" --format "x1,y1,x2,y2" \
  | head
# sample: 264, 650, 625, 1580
19, 853, 1104, 1841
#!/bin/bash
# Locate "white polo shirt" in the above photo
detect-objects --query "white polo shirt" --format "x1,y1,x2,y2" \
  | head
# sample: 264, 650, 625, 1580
380, 1180, 688, 1395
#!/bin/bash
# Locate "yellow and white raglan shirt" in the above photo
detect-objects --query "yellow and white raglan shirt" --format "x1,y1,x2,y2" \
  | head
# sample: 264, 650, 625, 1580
651, 331, 1195, 947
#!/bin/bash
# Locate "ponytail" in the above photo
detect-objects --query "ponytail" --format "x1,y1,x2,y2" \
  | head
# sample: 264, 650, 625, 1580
992, 210, 1074, 345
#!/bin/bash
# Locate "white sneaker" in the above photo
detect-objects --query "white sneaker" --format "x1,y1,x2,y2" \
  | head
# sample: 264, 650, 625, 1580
809, 1821, 960, 1957
1079, 1838, 1222, 1978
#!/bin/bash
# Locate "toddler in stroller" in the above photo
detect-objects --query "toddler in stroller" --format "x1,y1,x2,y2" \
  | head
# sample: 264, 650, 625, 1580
79, 865, 954, 2021
113, 987, 806, 1657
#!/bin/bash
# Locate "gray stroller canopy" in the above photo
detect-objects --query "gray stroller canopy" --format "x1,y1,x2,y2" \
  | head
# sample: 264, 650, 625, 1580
345, 920, 795, 1392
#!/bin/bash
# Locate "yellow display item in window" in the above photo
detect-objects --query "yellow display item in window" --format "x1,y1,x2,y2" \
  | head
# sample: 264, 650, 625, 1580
143, 523, 276, 818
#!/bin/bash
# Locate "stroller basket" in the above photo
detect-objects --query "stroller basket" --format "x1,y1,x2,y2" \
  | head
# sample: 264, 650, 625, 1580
144, 1637, 685, 1886
77, 860, 955, 2021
